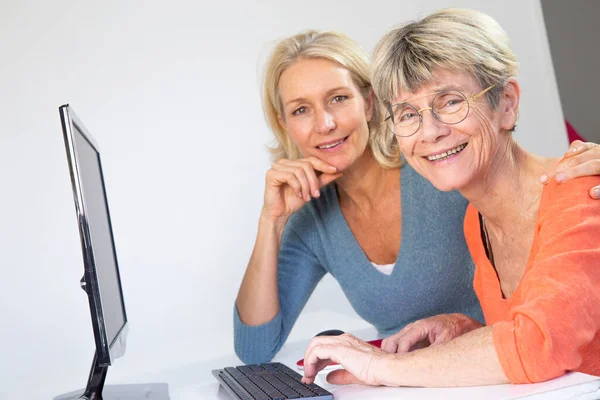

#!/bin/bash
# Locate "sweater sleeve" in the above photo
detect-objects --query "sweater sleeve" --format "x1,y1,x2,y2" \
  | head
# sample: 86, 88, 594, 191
233, 222, 327, 364
492, 177, 600, 383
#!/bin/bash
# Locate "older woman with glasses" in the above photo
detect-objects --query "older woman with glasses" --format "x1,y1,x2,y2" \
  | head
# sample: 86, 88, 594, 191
301, 8, 600, 387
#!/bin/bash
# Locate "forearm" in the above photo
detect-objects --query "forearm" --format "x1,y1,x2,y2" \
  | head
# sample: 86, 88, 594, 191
379, 326, 508, 387
236, 214, 288, 325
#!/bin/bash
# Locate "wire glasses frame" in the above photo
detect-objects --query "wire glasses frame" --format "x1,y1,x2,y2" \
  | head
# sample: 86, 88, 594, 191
384, 84, 497, 137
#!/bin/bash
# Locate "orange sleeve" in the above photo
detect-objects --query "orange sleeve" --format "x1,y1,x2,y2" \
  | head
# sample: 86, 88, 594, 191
492, 177, 600, 383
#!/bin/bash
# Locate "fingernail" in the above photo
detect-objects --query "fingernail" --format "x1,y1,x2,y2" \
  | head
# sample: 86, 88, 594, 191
556, 173, 565, 183
314, 189, 320, 197
297, 192, 302, 198
570, 147, 580, 153
539, 174, 548, 184
593, 188, 600, 199
329, 166, 337, 172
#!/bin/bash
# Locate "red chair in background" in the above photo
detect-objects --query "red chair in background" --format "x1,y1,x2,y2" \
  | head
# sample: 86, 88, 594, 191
566, 119, 587, 144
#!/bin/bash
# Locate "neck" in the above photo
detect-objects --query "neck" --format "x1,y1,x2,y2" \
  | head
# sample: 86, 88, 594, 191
459, 137, 550, 232
336, 147, 398, 209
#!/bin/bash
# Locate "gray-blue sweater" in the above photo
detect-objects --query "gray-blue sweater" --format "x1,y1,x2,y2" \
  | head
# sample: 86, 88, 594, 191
234, 163, 483, 364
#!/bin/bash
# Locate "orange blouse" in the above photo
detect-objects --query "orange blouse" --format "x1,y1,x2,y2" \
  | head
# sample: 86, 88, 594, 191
464, 176, 600, 384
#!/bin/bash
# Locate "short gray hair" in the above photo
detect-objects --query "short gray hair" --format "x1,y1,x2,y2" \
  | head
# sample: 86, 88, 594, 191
372, 8, 519, 110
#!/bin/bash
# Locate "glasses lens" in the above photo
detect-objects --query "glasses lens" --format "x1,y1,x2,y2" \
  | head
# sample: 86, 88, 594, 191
432, 90, 469, 124
388, 103, 420, 137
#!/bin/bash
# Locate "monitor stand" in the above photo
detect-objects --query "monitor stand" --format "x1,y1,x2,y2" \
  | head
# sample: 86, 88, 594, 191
53, 352, 170, 400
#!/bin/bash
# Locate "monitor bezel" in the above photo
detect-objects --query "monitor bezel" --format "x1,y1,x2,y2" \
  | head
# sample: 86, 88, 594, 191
59, 104, 128, 366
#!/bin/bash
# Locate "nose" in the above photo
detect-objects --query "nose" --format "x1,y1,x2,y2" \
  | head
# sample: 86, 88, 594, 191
418, 108, 449, 143
314, 107, 336, 135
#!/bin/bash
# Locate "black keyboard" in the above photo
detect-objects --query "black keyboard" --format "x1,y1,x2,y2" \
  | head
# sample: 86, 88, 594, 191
212, 362, 333, 400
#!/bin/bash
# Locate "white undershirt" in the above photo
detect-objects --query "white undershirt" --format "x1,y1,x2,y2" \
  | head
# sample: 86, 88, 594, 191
371, 262, 395, 275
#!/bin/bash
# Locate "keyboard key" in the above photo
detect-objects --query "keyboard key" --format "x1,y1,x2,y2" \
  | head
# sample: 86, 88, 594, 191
218, 372, 253, 400
217, 362, 332, 400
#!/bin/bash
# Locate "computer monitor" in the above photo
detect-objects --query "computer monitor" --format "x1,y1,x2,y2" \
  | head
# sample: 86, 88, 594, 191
56, 105, 167, 400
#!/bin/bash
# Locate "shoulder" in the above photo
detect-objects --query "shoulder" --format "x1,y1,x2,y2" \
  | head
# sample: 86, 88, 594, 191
536, 176, 600, 248
539, 176, 600, 218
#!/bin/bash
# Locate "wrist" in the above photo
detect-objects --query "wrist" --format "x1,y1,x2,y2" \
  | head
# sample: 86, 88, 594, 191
375, 352, 402, 387
258, 211, 288, 236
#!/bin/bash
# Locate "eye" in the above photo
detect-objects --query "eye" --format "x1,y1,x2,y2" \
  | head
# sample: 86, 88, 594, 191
399, 112, 418, 122
292, 106, 307, 116
332, 95, 348, 103
434, 92, 466, 113
392, 105, 419, 125
445, 99, 464, 107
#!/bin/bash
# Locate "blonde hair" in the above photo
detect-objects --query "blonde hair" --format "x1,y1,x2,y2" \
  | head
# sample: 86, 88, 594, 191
372, 8, 519, 110
263, 30, 401, 168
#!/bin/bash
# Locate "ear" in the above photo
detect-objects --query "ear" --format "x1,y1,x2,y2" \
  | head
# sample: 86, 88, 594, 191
500, 78, 520, 131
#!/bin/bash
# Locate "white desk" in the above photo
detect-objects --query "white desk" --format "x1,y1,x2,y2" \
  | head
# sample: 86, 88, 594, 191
120, 336, 600, 400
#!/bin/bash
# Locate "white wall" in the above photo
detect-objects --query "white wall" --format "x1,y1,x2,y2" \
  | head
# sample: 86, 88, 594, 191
0, 1, 566, 398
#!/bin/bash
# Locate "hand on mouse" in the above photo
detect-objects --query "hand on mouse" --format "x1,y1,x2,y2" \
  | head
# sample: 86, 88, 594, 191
302, 333, 388, 386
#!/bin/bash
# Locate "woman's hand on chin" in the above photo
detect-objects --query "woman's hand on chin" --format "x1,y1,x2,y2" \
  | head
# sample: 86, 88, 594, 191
262, 157, 342, 224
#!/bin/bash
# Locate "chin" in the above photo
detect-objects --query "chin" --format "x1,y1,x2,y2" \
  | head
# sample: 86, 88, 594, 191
319, 153, 354, 172
422, 170, 469, 192
430, 181, 461, 192
330, 159, 353, 173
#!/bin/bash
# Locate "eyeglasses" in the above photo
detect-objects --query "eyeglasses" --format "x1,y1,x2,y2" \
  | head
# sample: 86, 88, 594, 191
384, 84, 497, 137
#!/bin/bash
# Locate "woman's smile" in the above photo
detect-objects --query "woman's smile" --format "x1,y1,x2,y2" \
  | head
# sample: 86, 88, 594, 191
315, 135, 350, 152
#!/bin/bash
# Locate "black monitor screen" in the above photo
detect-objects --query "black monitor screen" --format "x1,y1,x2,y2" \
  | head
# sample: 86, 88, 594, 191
72, 123, 126, 348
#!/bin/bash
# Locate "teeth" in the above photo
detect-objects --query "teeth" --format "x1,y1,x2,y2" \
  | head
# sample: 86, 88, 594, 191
427, 143, 467, 161
318, 139, 344, 149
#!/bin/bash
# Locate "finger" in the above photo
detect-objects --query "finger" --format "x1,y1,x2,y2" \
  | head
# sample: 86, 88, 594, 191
326, 369, 365, 385
396, 325, 429, 353
304, 157, 338, 174
555, 148, 600, 174
289, 160, 322, 198
302, 335, 355, 382
266, 169, 304, 198
318, 172, 343, 188
273, 164, 312, 201
380, 336, 400, 353
563, 140, 594, 158
381, 322, 417, 353
554, 160, 600, 183
302, 339, 335, 384
301, 358, 332, 384
541, 142, 599, 184
408, 337, 431, 351
541, 157, 577, 184
590, 185, 600, 200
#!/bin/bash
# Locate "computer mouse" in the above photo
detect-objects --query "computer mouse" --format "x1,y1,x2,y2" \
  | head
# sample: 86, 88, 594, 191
315, 329, 345, 337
